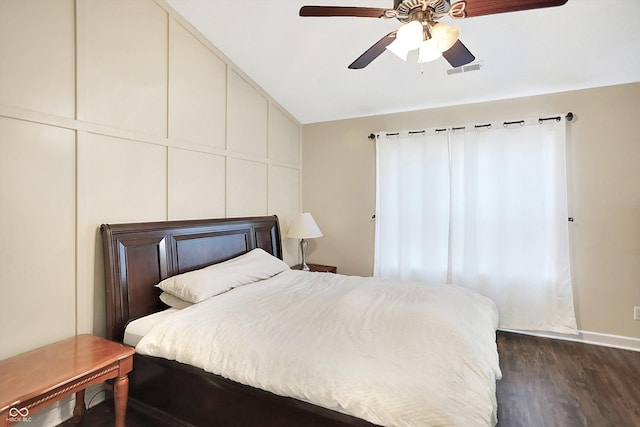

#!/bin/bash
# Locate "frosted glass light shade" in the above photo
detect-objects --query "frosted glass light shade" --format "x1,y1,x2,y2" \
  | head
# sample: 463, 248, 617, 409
287, 213, 323, 239
431, 22, 460, 52
397, 21, 424, 51
386, 38, 410, 61
418, 39, 442, 63
386, 21, 424, 61
396, 21, 424, 50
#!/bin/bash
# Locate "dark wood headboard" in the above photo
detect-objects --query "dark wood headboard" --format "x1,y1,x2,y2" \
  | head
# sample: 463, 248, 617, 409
100, 216, 282, 342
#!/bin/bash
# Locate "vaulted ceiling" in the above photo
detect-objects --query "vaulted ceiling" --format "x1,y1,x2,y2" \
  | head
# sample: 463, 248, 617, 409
167, 0, 640, 124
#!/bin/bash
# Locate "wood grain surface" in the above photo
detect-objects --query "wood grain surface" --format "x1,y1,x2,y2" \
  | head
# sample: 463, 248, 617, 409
496, 331, 640, 427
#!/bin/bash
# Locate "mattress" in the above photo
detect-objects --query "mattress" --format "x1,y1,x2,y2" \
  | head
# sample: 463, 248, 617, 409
123, 308, 179, 346
135, 270, 501, 427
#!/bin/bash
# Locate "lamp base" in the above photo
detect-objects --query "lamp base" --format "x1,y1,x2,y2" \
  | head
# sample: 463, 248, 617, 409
299, 238, 310, 271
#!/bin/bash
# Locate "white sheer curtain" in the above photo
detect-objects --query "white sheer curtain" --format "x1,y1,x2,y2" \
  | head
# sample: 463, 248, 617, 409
374, 131, 450, 283
374, 119, 577, 334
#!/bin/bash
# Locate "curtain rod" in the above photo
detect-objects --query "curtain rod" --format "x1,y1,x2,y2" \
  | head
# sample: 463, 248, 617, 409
367, 112, 574, 140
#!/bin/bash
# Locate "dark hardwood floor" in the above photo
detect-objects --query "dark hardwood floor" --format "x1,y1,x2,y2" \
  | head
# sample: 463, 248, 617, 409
58, 331, 640, 427
56, 399, 157, 427
496, 331, 640, 427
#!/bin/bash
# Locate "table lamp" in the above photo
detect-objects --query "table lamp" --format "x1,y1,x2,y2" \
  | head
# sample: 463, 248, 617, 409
287, 213, 323, 271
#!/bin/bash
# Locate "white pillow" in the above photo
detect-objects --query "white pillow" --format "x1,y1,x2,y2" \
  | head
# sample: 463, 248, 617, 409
159, 292, 193, 309
157, 248, 289, 303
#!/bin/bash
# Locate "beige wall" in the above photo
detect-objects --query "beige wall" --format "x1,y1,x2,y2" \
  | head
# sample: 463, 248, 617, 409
303, 83, 640, 340
0, 0, 302, 359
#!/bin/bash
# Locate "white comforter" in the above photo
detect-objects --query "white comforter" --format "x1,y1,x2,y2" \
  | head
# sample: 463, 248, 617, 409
136, 270, 501, 427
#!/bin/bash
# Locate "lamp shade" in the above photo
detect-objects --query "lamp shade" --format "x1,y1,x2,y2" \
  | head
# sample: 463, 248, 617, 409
386, 38, 410, 61
397, 21, 424, 51
431, 22, 460, 52
418, 39, 442, 63
386, 20, 423, 61
287, 213, 323, 239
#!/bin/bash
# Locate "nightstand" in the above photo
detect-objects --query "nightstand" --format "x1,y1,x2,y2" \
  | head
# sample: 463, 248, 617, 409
292, 263, 337, 273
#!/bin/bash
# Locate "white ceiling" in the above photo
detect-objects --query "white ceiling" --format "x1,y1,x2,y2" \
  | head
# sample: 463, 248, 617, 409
166, 0, 640, 124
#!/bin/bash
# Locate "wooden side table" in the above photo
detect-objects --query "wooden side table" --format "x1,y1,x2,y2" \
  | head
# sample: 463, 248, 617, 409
292, 263, 337, 273
0, 334, 134, 427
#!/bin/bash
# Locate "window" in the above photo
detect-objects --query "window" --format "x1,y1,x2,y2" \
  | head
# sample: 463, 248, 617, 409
374, 117, 577, 333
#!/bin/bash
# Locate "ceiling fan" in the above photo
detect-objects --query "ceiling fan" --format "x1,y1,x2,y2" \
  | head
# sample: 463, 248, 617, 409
299, 0, 568, 69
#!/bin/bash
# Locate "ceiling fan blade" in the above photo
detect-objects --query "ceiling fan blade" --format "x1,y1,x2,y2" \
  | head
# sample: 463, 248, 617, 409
460, 0, 568, 18
348, 32, 396, 69
442, 40, 475, 68
299, 6, 388, 18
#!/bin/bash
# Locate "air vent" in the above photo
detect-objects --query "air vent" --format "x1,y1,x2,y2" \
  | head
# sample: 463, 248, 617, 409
447, 61, 483, 76
463, 63, 482, 72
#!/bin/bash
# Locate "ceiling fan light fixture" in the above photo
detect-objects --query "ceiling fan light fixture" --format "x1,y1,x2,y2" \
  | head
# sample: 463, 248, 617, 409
418, 39, 442, 63
431, 22, 460, 52
300, 0, 571, 70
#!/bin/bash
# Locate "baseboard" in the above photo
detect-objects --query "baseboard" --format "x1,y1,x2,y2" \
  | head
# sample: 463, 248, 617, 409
15, 384, 106, 427
500, 328, 640, 352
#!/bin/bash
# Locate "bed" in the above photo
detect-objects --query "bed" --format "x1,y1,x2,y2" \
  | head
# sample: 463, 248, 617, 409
101, 215, 501, 427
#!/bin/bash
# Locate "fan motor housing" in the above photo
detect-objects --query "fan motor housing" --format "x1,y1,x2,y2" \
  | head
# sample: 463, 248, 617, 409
397, 0, 450, 17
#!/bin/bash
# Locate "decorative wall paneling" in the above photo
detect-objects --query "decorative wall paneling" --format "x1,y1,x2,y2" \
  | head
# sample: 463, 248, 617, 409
0, 117, 76, 360
0, 0, 302, 363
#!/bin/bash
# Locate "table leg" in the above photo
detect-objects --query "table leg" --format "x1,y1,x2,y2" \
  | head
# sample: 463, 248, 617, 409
114, 374, 129, 427
73, 389, 86, 423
